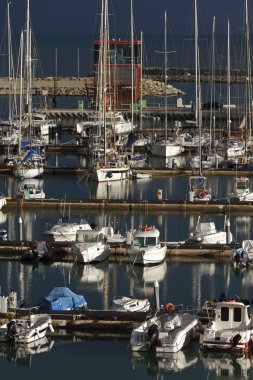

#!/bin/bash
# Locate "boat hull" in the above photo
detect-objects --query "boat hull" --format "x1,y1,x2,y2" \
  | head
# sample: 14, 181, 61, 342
127, 245, 167, 265
90, 166, 130, 182
14, 167, 44, 179
72, 243, 110, 263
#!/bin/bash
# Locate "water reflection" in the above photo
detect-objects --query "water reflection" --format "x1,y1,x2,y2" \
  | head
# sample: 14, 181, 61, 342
200, 351, 252, 379
127, 261, 167, 293
71, 262, 109, 292
130, 346, 198, 376
0, 337, 54, 367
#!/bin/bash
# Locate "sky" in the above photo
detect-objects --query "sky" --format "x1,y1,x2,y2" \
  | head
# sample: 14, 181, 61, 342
0, 0, 250, 38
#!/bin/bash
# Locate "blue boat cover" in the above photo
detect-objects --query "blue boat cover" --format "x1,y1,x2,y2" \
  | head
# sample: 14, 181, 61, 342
38, 287, 87, 311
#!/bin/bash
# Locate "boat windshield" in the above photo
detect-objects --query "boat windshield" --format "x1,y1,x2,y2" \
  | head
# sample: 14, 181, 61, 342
133, 237, 157, 246
236, 180, 248, 190
77, 233, 101, 243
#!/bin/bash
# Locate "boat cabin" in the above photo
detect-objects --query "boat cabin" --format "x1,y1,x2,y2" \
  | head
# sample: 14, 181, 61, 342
213, 300, 251, 330
233, 177, 250, 195
132, 227, 160, 247
76, 230, 106, 244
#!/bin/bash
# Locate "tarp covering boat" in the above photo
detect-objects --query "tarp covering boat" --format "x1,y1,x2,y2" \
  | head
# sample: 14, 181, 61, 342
38, 287, 87, 311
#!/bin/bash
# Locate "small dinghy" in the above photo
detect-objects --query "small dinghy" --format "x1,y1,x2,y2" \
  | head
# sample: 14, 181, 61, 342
110, 296, 150, 312
21, 241, 53, 262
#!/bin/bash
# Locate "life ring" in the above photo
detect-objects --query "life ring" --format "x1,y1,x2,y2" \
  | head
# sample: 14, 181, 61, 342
199, 191, 206, 199
165, 302, 175, 314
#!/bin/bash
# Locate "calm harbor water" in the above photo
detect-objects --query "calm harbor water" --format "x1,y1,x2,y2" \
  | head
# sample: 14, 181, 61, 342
0, 30, 252, 378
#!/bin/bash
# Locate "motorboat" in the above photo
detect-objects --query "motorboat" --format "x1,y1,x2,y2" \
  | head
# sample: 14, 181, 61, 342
187, 175, 212, 202
0, 314, 54, 344
229, 176, 253, 201
201, 297, 253, 353
38, 287, 87, 311
131, 171, 152, 180
16, 183, 45, 200
187, 215, 233, 244
90, 160, 130, 183
126, 226, 167, 265
21, 241, 53, 262
130, 304, 199, 353
232, 240, 253, 267
109, 296, 150, 312
45, 215, 92, 242
72, 229, 110, 263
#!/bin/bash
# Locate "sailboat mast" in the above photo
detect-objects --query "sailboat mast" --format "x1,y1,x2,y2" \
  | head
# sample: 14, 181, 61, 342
195, 0, 202, 176
227, 19, 231, 143
140, 30, 143, 132
209, 16, 216, 151
18, 31, 24, 155
131, 0, 134, 128
164, 10, 168, 142
103, 0, 108, 166
245, 0, 252, 146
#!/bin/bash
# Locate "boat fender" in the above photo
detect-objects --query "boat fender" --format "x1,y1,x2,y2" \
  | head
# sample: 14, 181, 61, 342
165, 302, 175, 314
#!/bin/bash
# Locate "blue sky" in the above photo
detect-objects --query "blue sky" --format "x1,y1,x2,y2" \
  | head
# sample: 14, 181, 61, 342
1, 0, 250, 37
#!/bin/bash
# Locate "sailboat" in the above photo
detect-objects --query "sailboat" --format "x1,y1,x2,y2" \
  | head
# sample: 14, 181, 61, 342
187, 0, 211, 202
148, 10, 183, 158
216, 19, 244, 159
90, 0, 130, 183
13, 0, 45, 179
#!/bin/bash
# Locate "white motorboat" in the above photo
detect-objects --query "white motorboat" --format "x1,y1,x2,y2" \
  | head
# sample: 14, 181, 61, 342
110, 296, 150, 312
46, 216, 92, 242
90, 160, 130, 183
229, 176, 253, 201
187, 175, 212, 202
131, 171, 152, 180
126, 226, 167, 265
201, 297, 253, 353
130, 304, 199, 353
187, 215, 233, 244
72, 229, 110, 263
16, 183, 45, 200
0, 314, 54, 344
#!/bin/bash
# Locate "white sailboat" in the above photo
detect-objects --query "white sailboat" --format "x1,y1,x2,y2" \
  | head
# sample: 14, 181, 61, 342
14, 0, 45, 179
187, 0, 211, 202
90, 0, 130, 183
148, 11, 183, 158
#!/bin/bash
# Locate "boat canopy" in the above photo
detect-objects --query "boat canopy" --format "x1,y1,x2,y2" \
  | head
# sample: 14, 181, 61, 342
38, 287, 87, 311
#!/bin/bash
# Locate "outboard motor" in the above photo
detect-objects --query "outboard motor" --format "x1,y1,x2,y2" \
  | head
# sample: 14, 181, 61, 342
147, 324, 159, 352
7, 319, 17, 340
230, 334, 242, 348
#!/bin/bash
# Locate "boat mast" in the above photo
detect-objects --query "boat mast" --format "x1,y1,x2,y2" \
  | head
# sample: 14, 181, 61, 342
227, 19, 231, 144
209, 16, 216, 152
244, 0, 252, 149
195, 0, 202, 176
103, 0, 108, 166
164, 10, 168, 142
18, 31, 24, 155
140, 30, 143, 132
131, 0, 134, 128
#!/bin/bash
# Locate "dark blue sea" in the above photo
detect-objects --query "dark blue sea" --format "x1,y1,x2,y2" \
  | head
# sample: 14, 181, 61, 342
0, 34, 253, 379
